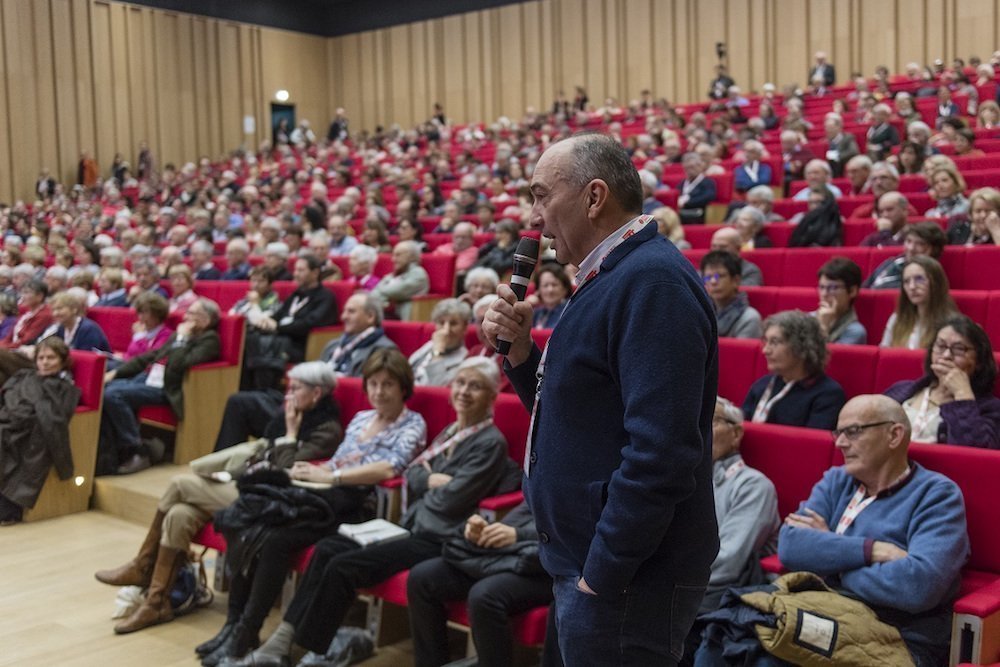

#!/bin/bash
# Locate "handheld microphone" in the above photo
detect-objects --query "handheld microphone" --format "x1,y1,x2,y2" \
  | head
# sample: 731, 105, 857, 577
496, 236, 540, 356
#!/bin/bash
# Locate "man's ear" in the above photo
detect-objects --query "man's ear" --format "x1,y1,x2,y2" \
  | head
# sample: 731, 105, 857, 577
586, 179, 610, 219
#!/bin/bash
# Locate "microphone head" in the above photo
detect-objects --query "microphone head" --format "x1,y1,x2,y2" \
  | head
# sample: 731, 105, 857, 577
511, 237, 540, 276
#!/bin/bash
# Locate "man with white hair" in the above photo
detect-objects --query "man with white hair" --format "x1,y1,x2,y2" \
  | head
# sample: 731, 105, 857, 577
372, 241, 429, 321
734, 141, 772, 193
793, 159, 843, 201
809, 50, 836, 86
264, 242, 292, 282
432, 221, 479, 273
742, 185, 784, 223
191, 240, 221, 281
824, 113, 859, 177
318, 292, 397, 377
844, 155, 873, 195
850, 162, 919, 219
221, 239, 252, 280
906, 121, 938, 158
638, 169, 661, 214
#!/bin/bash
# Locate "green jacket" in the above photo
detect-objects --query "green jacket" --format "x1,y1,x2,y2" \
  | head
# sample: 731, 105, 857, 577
115, 329, 221, 419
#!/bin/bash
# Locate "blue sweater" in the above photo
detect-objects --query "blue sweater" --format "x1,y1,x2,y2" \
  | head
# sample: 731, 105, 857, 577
507, 221, 720, 597
779, 463, 969, 661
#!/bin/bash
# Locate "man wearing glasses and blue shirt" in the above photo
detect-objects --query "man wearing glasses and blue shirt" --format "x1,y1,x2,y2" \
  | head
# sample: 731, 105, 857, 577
732, 395, 966, 665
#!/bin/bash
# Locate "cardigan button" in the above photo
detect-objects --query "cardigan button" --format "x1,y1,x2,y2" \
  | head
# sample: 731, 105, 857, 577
539, 532, 550, 543
529, 451, 537, 464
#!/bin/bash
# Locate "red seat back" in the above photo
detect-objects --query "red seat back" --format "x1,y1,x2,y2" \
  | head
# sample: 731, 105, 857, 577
718, 338, 760, 404
826, 344, 878, 399
742, 249, 785, 285
69, 350, 106, 411
420, 253, 457, 295
873, 348, 926, 393
215, 314, 246, 366
383, 321, 434, 356
87, 306, 138, 354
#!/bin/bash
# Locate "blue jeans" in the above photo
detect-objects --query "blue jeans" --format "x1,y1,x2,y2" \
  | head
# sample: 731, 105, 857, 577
552, 575, 705, 666
96, 374, 168, 474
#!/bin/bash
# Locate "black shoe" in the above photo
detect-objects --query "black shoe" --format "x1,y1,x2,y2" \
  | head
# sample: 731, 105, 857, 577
202, 622, 259, 666
117, 454, 151, 475
0, 494, 23, 525
218, 653, 289, 667
196, 621, 238, 657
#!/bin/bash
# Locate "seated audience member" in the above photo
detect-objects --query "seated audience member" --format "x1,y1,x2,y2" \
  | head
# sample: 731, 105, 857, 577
848, 162, 919, 219
409, 298, 471, 386
95, 362, 345, 635
789, 190, 842, 247
895, 140, 926, 175
952, 127, 985, 157
191, 240, 221, 281
946, 186, 1000, 246
231, 357, 516, 667
814, 258, 867, 344
880, 256, 958, 350
744, 185, 785, 223
532, 263, 571, 330
681, 396, 779, 661
395, 219, 428, 253
843, 155, 872, 195
743, 310, 846, 430
639, 169, 663, 214
777, 396, 965, 665
866, 103, 901, 160
0, 292, 17, 341
40, 290, 111, 352
677, 152, 717, 223
864, 221, 946, 289
263, 242, 293, 282
711, 227, 764, 286
305, 232, 344, 282
122, 293, 173, 362
43, 265, 68, 296
733, 140, 772, 193
925, 163, 970, 219
459, 267, 500, 307
432, 221, 479, 276
0, 279, 52, 349
319, 293, 397, 378
166, 264, 198, 316
242, 255, 337, 391
792, 160, 843, 201
96, 298, 222, 475
0, 338, 80, 525
327, 215, 358, 257
228, 265, 282, 326
860, 192, 911, 247
361, 217, 392, 253
128, 259, 168, 302
472, 219, 520, 276
824, 114, 859, 177
95, 267, 129, 307
699, 395, 969, 666
700, 250, 762, 339
346, 243, 380, 292
372, 240, 430, 321
884, 316, 1000, 448
780, 129, 815, 188
733, 206, 772, 249
407, 499, 553, 667
197, 354, 428, 665
652, 206, 691, 249
220, 238, 252, 280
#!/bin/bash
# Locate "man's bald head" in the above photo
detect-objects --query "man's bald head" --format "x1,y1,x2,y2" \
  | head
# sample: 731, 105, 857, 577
710, 227, 743, 255
840, 394, 912, 451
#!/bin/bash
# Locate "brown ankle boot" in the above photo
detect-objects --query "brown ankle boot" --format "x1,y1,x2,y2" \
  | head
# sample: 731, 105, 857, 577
113, 546, 185, 634
96, 510, 166, 587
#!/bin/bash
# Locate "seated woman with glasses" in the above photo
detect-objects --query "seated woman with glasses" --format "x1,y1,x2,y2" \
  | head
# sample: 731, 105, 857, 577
742, 310, 846, 430
700, 250, 762, 339
883, 315, 1000, 448
879, 256, 958, 350
813, 257, 867, 344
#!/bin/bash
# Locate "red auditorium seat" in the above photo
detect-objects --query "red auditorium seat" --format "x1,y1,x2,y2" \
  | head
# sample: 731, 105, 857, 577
717, 338, 760, 404
825, 344, 878, 398
872, 348, 925, 393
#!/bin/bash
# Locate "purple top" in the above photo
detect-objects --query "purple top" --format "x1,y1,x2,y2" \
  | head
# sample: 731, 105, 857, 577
884, 376, 1000, 449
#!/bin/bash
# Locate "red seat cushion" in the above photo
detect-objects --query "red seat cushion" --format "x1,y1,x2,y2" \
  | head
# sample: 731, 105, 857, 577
364, 570, 410, 606
740, 422, 835, 518
137, 404, 176, 425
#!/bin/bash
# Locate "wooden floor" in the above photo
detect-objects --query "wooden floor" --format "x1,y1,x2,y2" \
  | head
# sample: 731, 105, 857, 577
0, 510, 415, 666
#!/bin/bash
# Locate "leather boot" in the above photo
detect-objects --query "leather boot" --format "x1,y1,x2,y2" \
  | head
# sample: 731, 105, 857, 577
201, 621, 258, 666
95, 510, 166, 586
113, 546, 185, 634
196, 620, 238, 657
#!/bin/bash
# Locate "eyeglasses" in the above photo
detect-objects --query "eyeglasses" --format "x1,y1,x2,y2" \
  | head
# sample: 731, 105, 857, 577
902, 275, 928, 286
831, 421, 895, 441
817, 283, 846, 293
761, 336, 786, 348
702, 272, 730, 284
933, 340, 971, 358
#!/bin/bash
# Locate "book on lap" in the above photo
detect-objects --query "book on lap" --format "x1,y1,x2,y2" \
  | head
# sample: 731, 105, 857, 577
338, 518, 410, 547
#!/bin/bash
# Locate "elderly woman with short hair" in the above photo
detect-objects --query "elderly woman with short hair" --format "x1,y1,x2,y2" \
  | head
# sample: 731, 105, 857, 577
733, 206, 772, 249
742, 310, 846, 430
409, 298, 472, 386
347, 243, 380, 292
460, 267, 500, 307
946, 187, 1000, 246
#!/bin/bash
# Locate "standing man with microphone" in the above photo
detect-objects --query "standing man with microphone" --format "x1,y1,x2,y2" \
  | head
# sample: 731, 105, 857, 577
484, 133, 720, 665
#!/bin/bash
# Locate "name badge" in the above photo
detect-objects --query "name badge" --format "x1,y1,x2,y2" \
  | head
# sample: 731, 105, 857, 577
279, 316, 293, 326
825, 150, 839, 161
145, 363, 166, 388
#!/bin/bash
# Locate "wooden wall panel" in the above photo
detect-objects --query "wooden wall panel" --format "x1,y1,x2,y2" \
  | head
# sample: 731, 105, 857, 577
31, 0, 60, 179
4, 0, 42, 199
52, 0, 79, 185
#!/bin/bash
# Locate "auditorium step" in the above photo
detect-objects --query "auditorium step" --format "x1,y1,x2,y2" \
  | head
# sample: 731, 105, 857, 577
92, 463, 185, 526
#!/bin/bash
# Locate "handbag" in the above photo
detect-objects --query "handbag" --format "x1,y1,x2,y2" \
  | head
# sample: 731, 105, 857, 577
440, 538, 544, 579
190, 439, 269, 479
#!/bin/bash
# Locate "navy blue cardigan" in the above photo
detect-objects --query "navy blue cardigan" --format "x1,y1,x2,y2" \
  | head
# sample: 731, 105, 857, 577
507, 221, 720, 597
741, 373, 845, 431
53, 317, 111, 352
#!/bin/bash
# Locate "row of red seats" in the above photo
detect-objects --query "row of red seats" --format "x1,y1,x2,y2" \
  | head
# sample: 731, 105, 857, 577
681, 245, 1000, 290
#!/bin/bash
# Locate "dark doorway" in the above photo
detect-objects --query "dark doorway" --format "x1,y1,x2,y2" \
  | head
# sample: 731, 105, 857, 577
271, 103, 295, 145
